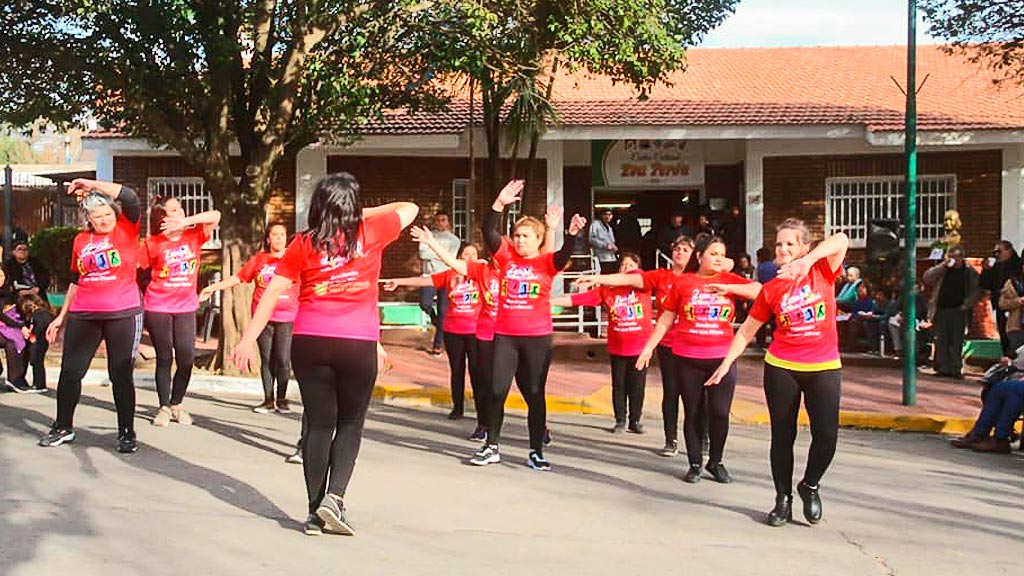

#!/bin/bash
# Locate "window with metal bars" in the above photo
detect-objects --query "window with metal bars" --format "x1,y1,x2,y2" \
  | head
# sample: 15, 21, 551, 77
146, 177, 221, 248
824, 175, 956, 248
451, 179, 471, 242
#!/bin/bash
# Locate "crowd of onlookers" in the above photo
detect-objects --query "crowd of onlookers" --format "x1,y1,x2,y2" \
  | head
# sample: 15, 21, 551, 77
0, 230, 54, 393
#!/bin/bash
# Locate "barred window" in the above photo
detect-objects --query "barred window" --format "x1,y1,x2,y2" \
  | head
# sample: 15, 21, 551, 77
147, 177, 221, 249
825, 175, 956, 248
451, 179, 471, 242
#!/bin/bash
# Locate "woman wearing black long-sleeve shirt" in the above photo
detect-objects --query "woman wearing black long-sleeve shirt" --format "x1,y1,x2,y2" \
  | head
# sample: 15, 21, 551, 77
470, 180, 586, 471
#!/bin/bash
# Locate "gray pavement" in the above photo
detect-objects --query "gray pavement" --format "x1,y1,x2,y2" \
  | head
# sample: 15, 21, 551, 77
1, 388, 1021, 576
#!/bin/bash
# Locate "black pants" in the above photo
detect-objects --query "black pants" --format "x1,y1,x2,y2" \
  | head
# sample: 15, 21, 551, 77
144, 311, 196, 407
291, 335, 377, 514
56, 313, 143, 433
610, 354, 646, 424
933, 307, 966, 377
0, 334, 28, 385
257, 321, 293, 401
443, 331, 478, 416
763, 364, 841, 495
487, 334, 552, 452
472, 338, 494, 427
676, 356, 736, 465
28, 339, 49, 388
656, 345, 679, 442
599, 260, 618, 275
420, 287, 448, 349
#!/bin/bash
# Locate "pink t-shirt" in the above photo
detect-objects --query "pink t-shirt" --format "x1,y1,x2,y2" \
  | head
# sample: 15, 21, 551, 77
570, 271, 653, 357
466, 260, 499, 341
663, 272, 752, 359
642, 268, 684, 349
432, 269, 481, 335
238, 251, 299, 323
274, 212, 401, 340
141, 227, 207, 314
70, 213, 141, 314
492, 238, 558, 337
749, 258, 842, 371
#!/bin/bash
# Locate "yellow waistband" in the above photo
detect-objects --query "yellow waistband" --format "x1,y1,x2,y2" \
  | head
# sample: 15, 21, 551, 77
765, 351, 842, 372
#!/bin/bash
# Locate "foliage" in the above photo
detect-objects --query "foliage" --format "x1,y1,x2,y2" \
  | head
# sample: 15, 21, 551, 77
922, 0, 1024, 86
29, 225, 78, 291
0, 136, 36, 164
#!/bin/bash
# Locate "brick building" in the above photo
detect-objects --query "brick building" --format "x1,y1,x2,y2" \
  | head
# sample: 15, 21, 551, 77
85, 45, 1024, 290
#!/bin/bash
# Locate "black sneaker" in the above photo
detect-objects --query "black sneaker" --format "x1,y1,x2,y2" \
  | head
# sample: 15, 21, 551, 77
116, 431, 139, 454
30, 383, 47, 394
304, 514, 324, 536
7, 380, 32, 394
470, 444, 500, 466
527, 450, 552, 472
316, 493, 354, 535
543, 428, 552, 446
447, 409, 463, 421
468, 425, 487, 441
627, 421, 645, 434
659, 439, 679, 457
683, 464, 702, 483
285, 446, 303, 464
39, 425, 76, 447
705, 461, 733, 484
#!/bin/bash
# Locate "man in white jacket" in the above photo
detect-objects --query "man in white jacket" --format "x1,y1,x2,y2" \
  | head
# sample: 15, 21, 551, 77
589, 209, 618, 274
419, 211, 462, 355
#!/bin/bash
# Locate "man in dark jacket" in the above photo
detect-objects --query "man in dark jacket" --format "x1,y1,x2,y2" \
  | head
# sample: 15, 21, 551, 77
923, 245, 982, 379
979, 240, 1021, 355
3, 234, 50, 301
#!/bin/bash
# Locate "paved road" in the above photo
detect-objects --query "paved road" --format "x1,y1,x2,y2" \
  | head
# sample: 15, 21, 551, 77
1, 389, 1021, 576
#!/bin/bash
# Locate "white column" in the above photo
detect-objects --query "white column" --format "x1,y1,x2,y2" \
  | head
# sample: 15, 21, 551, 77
744, 142, 765, 259
1001, 144, 1024, 248
294, 145, 327, 231
95, 148, 114, 181
540, 140, 566, 295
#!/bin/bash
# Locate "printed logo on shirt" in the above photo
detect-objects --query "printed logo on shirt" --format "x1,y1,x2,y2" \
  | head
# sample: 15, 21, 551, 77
318, 241, 364, 271
501, 279, 541, 299
776, 284, 827, 327
77, 238, 122, 275
257, 263, 278, 288
610, 292, 644, 322
157, 245, 199, 279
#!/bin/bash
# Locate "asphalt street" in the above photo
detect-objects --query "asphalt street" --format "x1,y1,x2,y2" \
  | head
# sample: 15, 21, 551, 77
1, 387, 1021, 576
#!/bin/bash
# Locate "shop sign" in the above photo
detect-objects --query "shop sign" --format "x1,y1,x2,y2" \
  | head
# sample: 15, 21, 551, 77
599, 139, 704, 188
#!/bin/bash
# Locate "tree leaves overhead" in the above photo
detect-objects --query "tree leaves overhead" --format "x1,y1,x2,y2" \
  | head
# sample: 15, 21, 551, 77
921, 0, 1024, 87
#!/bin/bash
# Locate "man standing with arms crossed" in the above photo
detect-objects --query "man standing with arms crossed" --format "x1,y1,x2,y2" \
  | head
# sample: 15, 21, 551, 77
420, 211, 462, 356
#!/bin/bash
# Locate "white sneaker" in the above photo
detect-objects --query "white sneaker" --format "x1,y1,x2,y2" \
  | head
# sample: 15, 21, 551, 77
470, 444, 500, 466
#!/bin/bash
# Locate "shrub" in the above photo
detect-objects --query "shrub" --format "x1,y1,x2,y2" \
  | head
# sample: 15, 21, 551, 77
29, 226, 79, 292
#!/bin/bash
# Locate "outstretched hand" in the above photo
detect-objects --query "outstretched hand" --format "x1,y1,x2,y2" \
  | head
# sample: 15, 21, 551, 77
380, 279, 400, 292
544, 205, 564, 229
495, 180, 525, 207
568, 214, 587, 236
410, 225, 434, 244
573, 276, 598, 290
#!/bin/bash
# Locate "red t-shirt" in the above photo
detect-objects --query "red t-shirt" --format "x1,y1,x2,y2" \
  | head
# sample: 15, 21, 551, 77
466, 260, 500, 341
432, 269, 481, 335
492, 238, 558, 337
749, 258, 842, 371
70, 213, 141, 314
663, 272, 752, 359
274, 212, 402, 340
140, 227, 208, 313
571, 271, 653, 357
238, 251, 299, 323
642, 268, 684, 348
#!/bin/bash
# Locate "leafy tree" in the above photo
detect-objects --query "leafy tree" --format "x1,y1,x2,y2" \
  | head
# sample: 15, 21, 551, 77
922, 0, 1024, 86
0, 135, 36, 164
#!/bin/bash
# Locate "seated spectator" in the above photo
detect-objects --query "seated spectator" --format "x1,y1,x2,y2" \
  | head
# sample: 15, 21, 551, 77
997, 265, 1024, 354
887, 284, 933, 364
836, 266, 862, 312
843, 282, 878, 352
735, 253, 755, 280
950, 350, 1024, 453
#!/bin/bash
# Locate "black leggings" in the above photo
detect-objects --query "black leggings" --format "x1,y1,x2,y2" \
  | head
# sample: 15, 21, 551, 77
56, 313, 143, 434
610, 355, 647, 424
257, 321, 293, 401
291, 335, 377, 514
657, 345, 680, 441
442, 331, 478, 416
676, 356, 736, 465
473, 338, 494, 427
144, 311, 196, 407
763, 364, 841, 495
487, 334, 552, 452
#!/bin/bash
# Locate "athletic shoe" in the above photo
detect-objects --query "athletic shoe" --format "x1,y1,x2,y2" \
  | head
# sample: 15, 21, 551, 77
611, 421, 627, 434
627, 421, 645, 434
447, 409, 463, 421
253, 400, 275, 414
7, 380, 32, 394
683, 464, 702, 483
659, 440, 679, 457
526, 450, 552, 472
470, 444, 501, 466
39, 425, 76, 447
152, 406, 172, 427
304, 514, 324, 536
468, 425, 487, 441
171, 406, 193, 426
316, 493, 354, 535
285, 447, 303, 464
705, 462, 733, 484
116, 431, 139, 454
543, 428, 552, 446
275, 399, 291, 414
29, 383, 47, 394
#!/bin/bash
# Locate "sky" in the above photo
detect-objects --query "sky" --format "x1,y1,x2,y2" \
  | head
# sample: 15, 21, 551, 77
700, 0, 940, 48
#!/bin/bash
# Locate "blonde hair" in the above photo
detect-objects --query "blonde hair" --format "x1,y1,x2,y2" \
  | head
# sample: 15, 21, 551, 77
513, 216, 545, 238
776, 218, 811, 245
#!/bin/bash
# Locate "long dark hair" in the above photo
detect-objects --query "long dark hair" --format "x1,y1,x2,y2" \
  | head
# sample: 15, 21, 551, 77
685, 234, 726, 273
307, 173, 363, 259
148, 196, 175, 234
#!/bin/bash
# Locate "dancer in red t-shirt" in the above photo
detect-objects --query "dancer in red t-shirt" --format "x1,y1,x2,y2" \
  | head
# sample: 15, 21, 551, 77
40, 179, 144, 454
232, 173, 417, 536
383, 243, 484, 423
637, 236, 761, 484
706, 219, 849, 527
574, 236, 695, 456
553, 253, 653, 433
140, 197, 220, 427
469, 180, 585, 471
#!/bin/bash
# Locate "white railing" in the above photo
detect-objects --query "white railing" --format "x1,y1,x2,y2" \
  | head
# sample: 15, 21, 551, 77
147, 177, 221, 248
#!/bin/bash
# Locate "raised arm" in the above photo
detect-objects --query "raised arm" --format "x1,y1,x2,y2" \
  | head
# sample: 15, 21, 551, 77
411, 226, 468, 275
162, 209, 222, 236
483, 180, 525, 253
777, 232, 850, 281
542, 205, 562, 253
553, 213, 587, 270
364, 202, 419, 228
